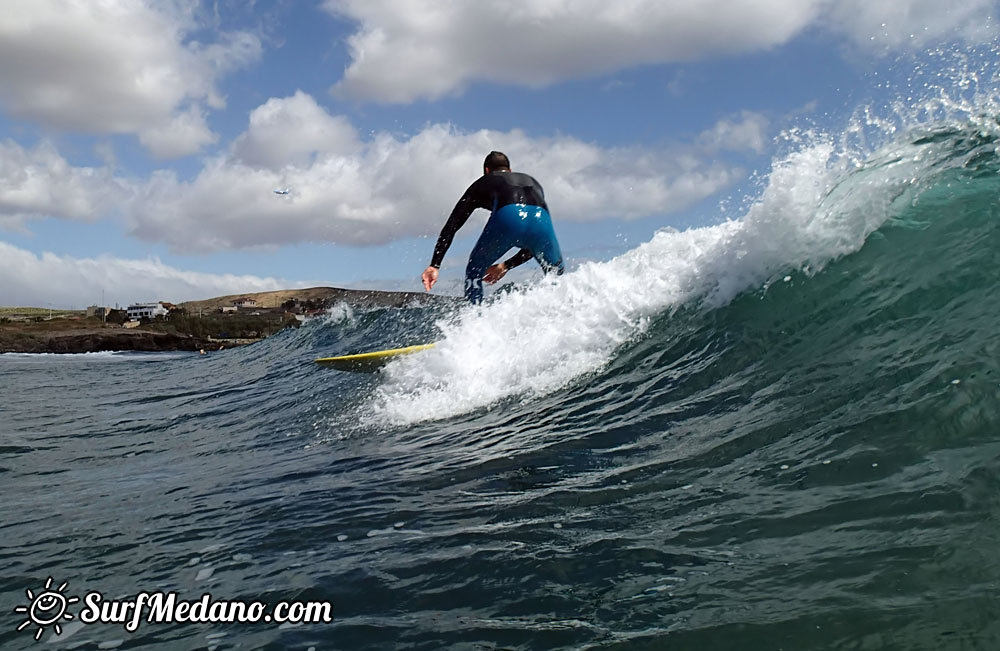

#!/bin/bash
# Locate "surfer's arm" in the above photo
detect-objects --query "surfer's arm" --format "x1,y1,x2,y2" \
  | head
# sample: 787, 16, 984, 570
502, 248, 533, 270
483, 249, 533, 284
429, 181, 484, 268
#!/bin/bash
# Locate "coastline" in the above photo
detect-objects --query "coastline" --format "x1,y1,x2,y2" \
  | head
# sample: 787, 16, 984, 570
1, 286, 455, 354
0, 327, 225, 354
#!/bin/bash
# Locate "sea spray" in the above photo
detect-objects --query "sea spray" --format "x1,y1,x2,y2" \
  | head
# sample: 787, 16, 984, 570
322, 302, 357, 326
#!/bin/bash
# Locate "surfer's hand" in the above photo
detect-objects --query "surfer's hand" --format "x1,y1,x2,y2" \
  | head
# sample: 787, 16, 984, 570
483, 263, 507, 285
422, 266, 439, 291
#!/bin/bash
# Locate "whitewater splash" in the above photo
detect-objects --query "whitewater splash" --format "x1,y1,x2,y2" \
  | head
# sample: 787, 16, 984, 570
370, 52, 1000, 426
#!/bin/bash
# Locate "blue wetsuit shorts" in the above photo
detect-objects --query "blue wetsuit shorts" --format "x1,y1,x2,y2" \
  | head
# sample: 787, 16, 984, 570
465, 203, 563, 303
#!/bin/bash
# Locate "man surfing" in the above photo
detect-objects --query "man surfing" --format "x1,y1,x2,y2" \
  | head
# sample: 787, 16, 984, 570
421, 151, 564, 303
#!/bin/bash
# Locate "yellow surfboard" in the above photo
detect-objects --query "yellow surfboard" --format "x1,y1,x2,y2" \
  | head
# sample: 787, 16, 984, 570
314, 343, 435, 372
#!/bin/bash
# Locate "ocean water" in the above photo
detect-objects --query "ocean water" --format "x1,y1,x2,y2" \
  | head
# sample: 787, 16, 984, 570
3, 74, 1000, 650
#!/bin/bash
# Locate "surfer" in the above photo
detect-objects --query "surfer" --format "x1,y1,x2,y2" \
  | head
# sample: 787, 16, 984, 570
421, 151, 564, 303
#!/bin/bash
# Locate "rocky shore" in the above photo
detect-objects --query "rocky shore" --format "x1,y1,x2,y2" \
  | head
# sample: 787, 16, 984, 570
0, 328, 221, 354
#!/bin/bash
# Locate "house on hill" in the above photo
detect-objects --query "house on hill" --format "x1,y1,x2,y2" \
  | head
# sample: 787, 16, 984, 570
233, 297, 258, 310
126, 302, 169, 321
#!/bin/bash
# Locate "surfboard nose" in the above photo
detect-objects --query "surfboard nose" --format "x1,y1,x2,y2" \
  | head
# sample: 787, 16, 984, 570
315, 343, 436, 372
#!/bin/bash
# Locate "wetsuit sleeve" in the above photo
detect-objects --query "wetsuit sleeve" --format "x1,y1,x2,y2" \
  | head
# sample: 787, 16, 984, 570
431, 201, 476, 268
430, 178, 486, 268
431, 177, 488, 268
502, 248, 534, 270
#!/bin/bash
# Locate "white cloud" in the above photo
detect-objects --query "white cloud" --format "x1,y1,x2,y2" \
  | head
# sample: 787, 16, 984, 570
194, 28, 264, 81
232, 91, 361, 168
0, 94, 749, 254
0, 0, 261, 156
0, 140, 127, 231
120, 94, 743, 252
324, 0, 821, 103
138, 107, 219, 159
698, 111, 771, 154
826, 0, 998, 52
0, 241, 288, 308
323, 0, 998, 103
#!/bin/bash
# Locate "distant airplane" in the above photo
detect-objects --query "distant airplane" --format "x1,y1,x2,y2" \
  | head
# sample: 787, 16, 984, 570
273, 187, 291, 195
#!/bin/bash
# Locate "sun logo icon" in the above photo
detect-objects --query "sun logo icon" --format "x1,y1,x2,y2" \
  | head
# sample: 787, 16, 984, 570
13, 577, 79, 641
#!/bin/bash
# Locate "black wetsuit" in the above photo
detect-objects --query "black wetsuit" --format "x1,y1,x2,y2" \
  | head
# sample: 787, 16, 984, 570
430, 170, 563, 302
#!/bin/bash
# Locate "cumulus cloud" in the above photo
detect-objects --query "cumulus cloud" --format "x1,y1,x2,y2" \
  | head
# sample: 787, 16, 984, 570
0, 0, 261, 157
826, 0, 998, 52
324, 0, 821, 103
0, 95, 756, 254
0, 241, 288, 308
138, 107, 219, 159
323, 0, 999, 103
0, 140, 127, 231
698, 111, 771, 154
118, 93, 744, 252
232, 91, 361, 168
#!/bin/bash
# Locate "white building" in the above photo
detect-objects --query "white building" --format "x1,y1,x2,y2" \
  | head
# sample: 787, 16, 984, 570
233, 297, 258, 309
127, 302, 169, 321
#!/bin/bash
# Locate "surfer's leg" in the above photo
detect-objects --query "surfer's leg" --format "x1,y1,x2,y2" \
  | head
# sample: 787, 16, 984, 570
523, 206, 564, 275
465, 209, 519, 303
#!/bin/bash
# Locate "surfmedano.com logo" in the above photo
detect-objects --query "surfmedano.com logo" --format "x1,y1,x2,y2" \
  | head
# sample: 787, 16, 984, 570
14, 577, 79, 641
12, 576, 335, 642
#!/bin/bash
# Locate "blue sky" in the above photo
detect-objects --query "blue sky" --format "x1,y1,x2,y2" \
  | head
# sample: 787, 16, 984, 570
0, 0, 995, 308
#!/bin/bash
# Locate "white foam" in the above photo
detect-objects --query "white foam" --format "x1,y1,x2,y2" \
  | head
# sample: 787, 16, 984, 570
368, 129, 958, 425
322, 302, 356, 325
